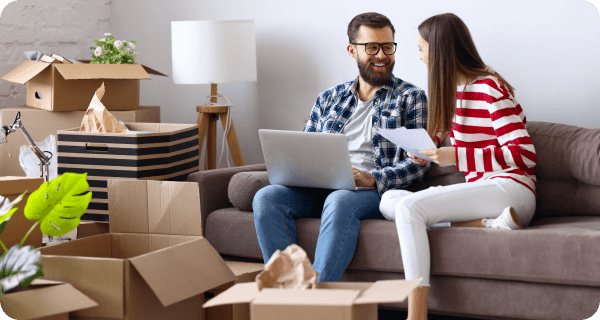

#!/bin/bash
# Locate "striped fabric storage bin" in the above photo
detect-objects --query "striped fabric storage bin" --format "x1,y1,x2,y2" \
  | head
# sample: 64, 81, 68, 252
57, 123, 199, 221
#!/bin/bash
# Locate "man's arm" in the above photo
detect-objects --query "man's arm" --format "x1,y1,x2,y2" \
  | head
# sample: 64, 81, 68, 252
303, 95, 323, 132
370, 90, 431, 193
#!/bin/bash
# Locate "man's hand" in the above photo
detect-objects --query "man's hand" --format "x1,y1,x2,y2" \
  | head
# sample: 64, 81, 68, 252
353, 167, 376, 187
419, 147, 456, 167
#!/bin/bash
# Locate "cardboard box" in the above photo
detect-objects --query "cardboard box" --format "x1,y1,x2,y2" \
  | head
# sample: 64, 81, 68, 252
37, 179, 236, 319
0, 278, 98, 320
0, 176, 43, 249
0, 105, 160, 178
205, 261, 265, 320
204, 278, 422, 320
1, 59, 167, 111
57, 122, 200, 220
76, 221, 109, 239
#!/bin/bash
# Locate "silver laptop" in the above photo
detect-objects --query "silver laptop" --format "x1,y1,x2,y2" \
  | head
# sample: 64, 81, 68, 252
258, 129, 375, 191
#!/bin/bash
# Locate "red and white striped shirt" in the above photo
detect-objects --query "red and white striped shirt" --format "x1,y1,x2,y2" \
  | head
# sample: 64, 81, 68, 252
438, 73, 537, 196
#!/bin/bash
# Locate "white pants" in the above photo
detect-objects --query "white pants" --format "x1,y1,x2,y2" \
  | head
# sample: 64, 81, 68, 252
379, 178, 536, 287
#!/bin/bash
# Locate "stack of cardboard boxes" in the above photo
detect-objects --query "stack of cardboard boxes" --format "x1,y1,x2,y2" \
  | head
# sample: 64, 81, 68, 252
0, 56, 199, 225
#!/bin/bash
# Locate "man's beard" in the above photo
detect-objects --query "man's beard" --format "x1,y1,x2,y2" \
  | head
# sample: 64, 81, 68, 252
357, 57, 395, 87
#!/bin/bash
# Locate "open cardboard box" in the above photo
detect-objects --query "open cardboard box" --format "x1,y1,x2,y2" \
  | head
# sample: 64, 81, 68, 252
204, 278, 422, 320
37, 179, 236, 319
205, 261, 265, 320
0, 176, 44, 248
0, 278, 98, 320
1, 59, 167, 111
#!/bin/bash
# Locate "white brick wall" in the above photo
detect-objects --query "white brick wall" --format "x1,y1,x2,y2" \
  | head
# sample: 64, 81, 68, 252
0, 0, 112, 109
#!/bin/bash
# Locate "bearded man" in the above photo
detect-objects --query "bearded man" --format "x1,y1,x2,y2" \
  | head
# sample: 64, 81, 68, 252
253, 12, 429, 282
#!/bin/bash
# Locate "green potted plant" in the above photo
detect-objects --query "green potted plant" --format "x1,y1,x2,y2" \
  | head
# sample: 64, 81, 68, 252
90, 32, 138, 64
0, 172, 92, 297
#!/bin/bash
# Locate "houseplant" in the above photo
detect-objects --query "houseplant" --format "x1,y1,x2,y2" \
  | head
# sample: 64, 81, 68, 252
0, 172, 91, 296
90, 33, 138, 64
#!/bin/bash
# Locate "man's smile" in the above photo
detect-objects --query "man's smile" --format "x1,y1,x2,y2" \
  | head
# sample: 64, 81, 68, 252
370, 61, 389, 70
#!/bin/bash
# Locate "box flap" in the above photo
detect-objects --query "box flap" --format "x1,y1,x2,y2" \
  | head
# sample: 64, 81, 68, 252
148, 180, 202, 236
54, 63, 151, 80
0, 60, 51, 84
73, 60, 167, 77
0, 177, 44, 195
353, 278, 422, 305
128, 237, 236, 307
107, 179, 150, 234
203, 282, 259, 308
0, 281, 98, 320
140, 64, 168, 77
225, 261, 265, 283
108, 180, 202, 236
253, 288, 360, 306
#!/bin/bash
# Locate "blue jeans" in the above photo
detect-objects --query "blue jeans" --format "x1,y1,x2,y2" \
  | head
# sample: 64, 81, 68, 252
252, 185, 384, 282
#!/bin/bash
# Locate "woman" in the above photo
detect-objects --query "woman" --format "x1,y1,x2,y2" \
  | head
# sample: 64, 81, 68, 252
379, 13, 537, 320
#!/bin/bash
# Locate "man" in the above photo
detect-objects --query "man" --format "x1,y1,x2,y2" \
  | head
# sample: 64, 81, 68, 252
253, 12, 430, 282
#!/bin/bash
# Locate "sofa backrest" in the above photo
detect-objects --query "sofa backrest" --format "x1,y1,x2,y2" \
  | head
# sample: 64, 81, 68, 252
526, 121, 600, 218
228, 121, 600, 219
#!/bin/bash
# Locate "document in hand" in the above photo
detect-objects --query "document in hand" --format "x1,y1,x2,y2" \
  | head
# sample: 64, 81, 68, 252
376, 127, 437, 162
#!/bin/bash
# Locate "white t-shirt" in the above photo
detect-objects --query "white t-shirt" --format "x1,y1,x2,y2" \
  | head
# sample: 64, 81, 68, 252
341, 97, 377, 173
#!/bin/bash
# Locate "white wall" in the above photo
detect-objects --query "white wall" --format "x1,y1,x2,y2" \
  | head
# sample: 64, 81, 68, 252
112, 0, 600, 167
85, 0, 600, 166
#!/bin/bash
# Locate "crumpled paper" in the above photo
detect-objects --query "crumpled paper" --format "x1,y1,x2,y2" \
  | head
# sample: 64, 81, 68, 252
255, 244, 318, 291
19, 134, 57, 181
80, 83, 129, 133
24, 51, 83, 63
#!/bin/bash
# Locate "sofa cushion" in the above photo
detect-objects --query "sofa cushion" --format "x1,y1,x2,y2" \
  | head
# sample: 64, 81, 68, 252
205, 208, 600, 288
526, 121, 600, 218
228, 171, 270, 211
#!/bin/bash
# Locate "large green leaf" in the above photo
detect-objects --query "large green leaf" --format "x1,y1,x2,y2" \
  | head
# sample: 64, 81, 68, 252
24, 173, 92, 237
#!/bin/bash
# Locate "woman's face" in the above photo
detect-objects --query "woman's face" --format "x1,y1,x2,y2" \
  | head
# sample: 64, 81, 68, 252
417, 33, 429, 67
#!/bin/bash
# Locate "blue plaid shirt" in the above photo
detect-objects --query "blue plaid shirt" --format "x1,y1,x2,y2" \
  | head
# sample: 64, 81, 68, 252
303, 75, 430, 195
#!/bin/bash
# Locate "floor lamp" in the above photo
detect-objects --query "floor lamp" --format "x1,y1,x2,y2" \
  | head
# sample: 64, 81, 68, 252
171, 19, 257, 170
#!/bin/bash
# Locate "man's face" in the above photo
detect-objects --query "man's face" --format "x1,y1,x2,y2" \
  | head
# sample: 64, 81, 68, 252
348, 25, 395, 87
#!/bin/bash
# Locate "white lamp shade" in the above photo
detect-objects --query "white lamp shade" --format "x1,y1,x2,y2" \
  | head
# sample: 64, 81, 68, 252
171, 19, 257, 84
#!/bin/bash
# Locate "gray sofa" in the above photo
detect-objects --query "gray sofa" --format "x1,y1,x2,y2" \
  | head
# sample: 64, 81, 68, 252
187, 121, 600, 320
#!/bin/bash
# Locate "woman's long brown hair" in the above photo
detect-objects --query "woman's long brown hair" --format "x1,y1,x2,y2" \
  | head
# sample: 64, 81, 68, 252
418, 13, 515, 141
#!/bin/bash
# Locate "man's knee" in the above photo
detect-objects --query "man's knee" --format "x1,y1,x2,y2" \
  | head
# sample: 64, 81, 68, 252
253, 185, 286, 212
322, 190, 364, 221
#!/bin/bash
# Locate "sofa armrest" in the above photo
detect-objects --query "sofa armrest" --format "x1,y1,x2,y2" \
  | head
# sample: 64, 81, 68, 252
187, 163, 267, 234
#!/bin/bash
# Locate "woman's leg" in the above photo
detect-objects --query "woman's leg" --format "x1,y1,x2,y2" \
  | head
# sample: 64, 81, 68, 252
382, 189, 485, 229
394, 179, 534, 320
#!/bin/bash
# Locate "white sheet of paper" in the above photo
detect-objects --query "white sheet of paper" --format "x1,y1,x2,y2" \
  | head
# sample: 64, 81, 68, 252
376, 127, 437, 162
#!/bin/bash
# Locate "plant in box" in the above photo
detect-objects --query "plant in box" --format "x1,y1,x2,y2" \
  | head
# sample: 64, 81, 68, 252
0, 173, 91, 297
91, 32, 138, 64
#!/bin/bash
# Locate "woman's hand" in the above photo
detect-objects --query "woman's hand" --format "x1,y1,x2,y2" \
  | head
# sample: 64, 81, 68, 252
419, 147, 456, 167
352, 167, 376, 187
407, 152, 429, 166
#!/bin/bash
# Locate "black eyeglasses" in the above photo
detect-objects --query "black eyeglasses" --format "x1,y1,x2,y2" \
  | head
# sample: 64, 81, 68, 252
352, 42, 397, 55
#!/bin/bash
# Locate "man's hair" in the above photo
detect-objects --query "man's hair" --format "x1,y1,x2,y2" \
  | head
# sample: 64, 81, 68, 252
347, 12, 395, 44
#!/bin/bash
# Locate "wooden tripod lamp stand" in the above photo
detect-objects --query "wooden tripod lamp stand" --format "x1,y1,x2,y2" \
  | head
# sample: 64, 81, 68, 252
196, 84, 244, 169
171, 19, 257, 170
